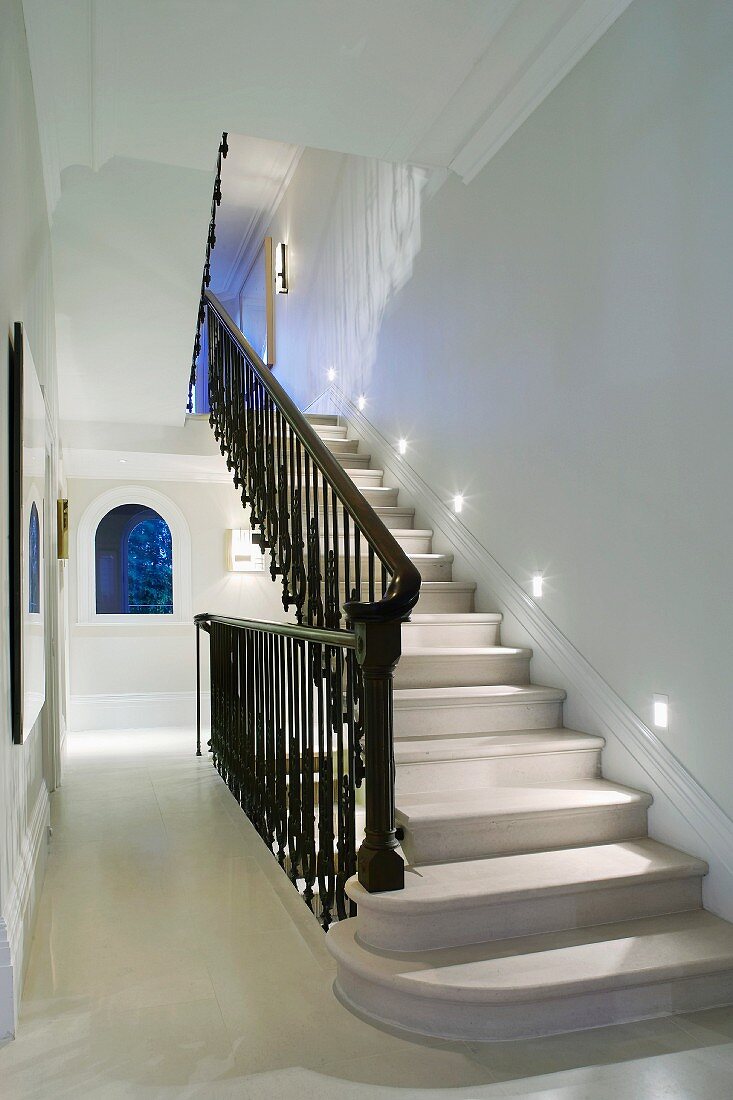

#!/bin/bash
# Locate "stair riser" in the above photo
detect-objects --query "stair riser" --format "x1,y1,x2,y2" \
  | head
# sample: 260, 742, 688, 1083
310, 557, 450, 583
300, 507, 415, 530
395, 749, 601, 793
322, 533, 432, 555
305, 414, 340, 426
402, 622, 500, 646
333, 451, 371, 468
399, 803, 650, 864
323, 438, 359, 455
395, 653, 530, 689
309, 485, 399, 507
355, 877, 703, 952
414, 587, 474, 613
334, 965, 733, 1042
394, 698, 564, 738
313, 426, 348, 439
344, 471, 384, 488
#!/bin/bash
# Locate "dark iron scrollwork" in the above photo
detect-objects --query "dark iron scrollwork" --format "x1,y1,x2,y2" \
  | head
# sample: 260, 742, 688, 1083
188, 132, 228, 412
192, 157, 421, 921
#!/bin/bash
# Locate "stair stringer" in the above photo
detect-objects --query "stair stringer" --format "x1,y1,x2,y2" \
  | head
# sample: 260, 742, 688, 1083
317, 386, 733, 923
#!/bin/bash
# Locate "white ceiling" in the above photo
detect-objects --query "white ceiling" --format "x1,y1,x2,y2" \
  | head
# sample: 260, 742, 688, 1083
23, 0, 633, 427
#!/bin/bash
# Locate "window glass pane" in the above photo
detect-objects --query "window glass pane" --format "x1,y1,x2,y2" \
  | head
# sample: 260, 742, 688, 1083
95, 504, 173, 615
127, 517, 173, 614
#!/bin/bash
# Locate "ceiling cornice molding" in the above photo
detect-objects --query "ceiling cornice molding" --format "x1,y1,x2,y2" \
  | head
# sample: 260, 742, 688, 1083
63, 448, 232, 484
408, 0, 635, 183
217, 144, 304, 300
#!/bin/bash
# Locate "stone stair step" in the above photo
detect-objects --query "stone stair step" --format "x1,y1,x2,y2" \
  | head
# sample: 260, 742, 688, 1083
347, 839, 707, 951
394, 683, 566, 738
395, 728, 603, 790
327, 909, 733, 1040
403, 612, 501, 647
396, 778, 652, 864
395, 646, 531, 689
413, 581, 475, 613
305, 412, 340, 426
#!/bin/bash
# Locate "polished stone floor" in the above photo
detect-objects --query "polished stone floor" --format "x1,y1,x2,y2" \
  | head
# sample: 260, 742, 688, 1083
2, 728, 733, 1099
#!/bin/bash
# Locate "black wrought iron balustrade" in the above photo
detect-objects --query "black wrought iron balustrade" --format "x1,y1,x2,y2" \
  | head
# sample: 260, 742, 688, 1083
190, 138, 420, 926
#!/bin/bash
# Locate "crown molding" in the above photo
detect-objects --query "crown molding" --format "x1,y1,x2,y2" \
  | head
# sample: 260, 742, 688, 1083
409, 0, 635, 183
63, 447, 231, 483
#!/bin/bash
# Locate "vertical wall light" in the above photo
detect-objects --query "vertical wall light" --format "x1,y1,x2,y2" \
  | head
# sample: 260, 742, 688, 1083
275, 242, 288, 294
226, 528, 265, 572
532, 573, 544, 598
397, 438, 408, 455
453, 494, 464, 514
358, 394, 367, 411
327, 367, 336, 382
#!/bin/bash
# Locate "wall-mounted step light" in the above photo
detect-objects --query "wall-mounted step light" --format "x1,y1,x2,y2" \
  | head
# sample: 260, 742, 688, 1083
397, 438, 408, 455
227, 528, 265, 572
653, 693, 669, 729
532, 573, 544, 598
453, 494, 464, 514
327, 367, 336, 382
358, 394, 367, 411
275, 242, 288, 294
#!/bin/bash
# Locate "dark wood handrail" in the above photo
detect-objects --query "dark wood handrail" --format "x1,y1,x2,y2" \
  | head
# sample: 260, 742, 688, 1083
204, 290, 421, 624
194, 611, 356, 648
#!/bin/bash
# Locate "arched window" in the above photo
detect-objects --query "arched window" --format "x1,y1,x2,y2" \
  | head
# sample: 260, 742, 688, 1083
77, 486, 192, 623
28, 501, 41, 614
95, 504, 173, 615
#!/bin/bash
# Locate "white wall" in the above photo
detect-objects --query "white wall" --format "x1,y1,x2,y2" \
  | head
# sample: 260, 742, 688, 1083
66, 454, 286, 730
264, 2, 733, 843
0, 0, 58, 1038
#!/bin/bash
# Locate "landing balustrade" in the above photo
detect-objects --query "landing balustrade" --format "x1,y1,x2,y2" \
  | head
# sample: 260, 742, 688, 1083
191, 136, 420, 927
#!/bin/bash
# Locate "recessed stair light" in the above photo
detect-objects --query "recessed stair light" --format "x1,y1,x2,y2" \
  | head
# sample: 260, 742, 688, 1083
327, 367, 336, 381
532, 574, 543, 598
453, 494, 464, 514
653, 694, 669, 729
397, 438, 407, 455
358, 394, 366, 411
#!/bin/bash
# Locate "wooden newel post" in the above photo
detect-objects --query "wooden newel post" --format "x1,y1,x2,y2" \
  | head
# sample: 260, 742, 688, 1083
354, 619, 405, 893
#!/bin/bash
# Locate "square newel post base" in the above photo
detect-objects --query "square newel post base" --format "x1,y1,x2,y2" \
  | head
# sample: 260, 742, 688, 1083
358, 843, 405, 893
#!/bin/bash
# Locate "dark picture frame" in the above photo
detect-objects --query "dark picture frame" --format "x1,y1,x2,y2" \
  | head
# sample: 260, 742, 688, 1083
9, 322, 24, 743
9, 321, 46, 744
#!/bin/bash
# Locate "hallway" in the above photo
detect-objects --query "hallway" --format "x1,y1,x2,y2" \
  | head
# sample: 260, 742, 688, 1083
0, 730, 732, 1098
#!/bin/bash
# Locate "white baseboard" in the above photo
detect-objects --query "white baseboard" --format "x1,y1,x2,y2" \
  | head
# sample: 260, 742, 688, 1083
0, 783, 50, 1040
327, 386, 733, 921
70, 691, 211, 731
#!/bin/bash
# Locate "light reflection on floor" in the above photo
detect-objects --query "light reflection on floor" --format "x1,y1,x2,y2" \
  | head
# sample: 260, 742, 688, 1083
1, 727, 733, 1099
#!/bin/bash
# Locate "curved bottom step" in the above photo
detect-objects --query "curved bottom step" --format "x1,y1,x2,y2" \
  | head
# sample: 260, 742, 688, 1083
327, 910, 733, 1041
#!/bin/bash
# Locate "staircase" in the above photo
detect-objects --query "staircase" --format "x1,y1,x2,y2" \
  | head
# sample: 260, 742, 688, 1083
309, 412, 733, 1041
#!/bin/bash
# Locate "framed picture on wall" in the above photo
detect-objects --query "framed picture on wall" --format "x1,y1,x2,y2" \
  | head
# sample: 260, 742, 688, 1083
9, 322, 47, 744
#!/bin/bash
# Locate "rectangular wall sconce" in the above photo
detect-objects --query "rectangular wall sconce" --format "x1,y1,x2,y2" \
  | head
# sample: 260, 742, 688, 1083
532, 573, 543, 598
57, 498, 69, 559
653, 693, 669, 729
226, 528, 264, 572
275, 242, 288, 294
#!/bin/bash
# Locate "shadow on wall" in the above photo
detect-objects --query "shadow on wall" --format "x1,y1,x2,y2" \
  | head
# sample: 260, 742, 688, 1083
306, 157, 429, 397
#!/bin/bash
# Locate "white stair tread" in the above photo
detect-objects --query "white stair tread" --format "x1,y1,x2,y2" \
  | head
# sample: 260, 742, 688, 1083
389, 529, 434, 539
418, 581, 476, 591
328, 910, 733, 1003
348, 839, 707, 912
408, 613, 502, 624
394, 728, 603, 764
401, 645, 528, 658
396, 779, 652, 823
394, 683, 566, 705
